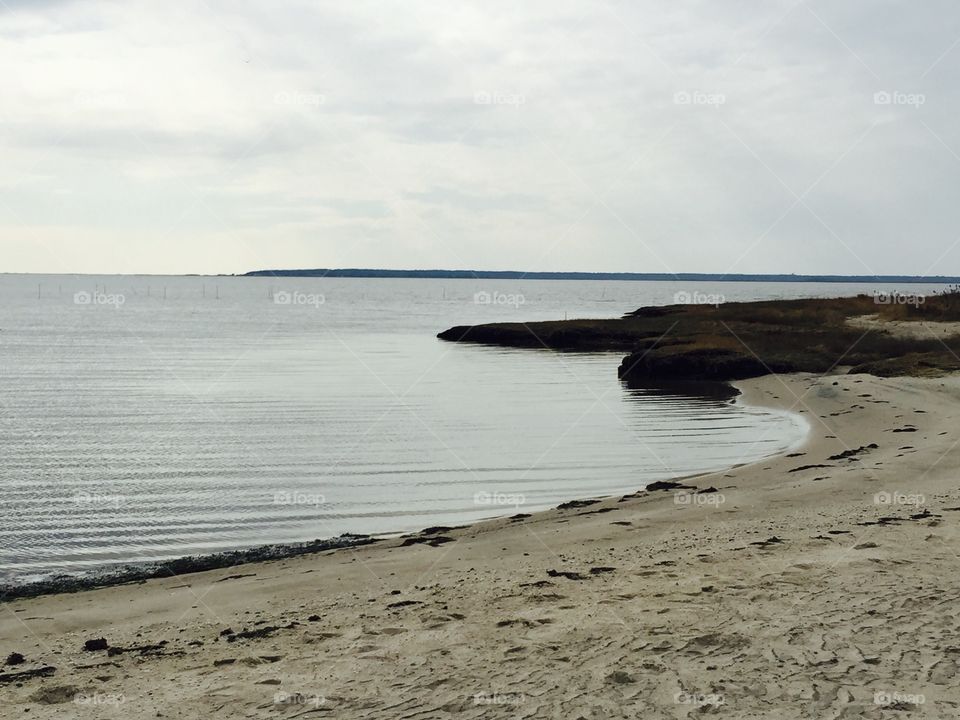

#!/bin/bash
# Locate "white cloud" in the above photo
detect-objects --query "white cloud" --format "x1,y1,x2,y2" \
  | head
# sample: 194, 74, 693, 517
2, 0, 960, 275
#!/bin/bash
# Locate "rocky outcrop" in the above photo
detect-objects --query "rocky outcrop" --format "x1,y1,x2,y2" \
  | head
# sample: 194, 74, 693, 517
617, 346, 778, 383
436, 323, 661, 351
438, 294, 960, 382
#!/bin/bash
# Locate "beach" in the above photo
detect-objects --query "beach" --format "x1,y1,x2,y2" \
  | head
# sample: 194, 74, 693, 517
3, 370, 960, 718
8, 0, 960, 715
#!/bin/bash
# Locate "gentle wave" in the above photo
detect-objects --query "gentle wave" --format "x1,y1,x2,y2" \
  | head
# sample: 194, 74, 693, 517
0, 274, 832, 583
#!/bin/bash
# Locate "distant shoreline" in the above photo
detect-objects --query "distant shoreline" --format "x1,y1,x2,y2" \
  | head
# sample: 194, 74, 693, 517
244, 268, 960, 283
5, 270, 960, 282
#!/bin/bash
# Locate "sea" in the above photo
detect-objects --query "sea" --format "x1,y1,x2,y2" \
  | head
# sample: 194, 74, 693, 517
0, 275, 948, 584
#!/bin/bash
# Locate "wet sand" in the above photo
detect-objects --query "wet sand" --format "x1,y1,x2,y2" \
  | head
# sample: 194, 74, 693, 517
3, 372, 960, 718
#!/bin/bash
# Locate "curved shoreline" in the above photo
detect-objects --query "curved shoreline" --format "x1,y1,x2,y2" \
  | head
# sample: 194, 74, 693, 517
0, 381, 807, 602
4, 371, 960, 717
0, 534, 379, 603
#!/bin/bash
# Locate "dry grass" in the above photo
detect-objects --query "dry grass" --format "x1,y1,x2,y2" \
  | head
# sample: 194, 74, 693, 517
876, 285, 960, 321
438, 294, 960, 381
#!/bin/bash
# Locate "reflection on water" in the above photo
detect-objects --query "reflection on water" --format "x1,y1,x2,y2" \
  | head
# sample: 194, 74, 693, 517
623, 380, 742, 403
0, 275, 828, 583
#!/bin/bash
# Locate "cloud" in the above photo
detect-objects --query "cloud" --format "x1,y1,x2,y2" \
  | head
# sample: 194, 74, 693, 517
3, 0, 960, 274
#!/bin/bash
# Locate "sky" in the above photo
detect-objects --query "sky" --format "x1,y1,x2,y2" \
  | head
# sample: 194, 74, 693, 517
3, 0, 960, 276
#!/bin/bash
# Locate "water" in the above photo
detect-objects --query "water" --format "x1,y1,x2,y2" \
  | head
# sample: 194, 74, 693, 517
1, 275, 942, 584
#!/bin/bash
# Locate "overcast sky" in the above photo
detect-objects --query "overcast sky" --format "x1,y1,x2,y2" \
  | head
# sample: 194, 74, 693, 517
3, 0, 960, 276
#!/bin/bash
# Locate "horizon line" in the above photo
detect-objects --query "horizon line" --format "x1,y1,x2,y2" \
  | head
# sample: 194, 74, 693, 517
242, 268, 960, 283
5, 269, 960, 283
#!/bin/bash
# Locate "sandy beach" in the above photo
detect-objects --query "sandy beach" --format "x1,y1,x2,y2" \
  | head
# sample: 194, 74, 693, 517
3, 371, 960, 718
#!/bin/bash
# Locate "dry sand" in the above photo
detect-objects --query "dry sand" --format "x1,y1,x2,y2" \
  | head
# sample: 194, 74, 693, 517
847, 313, 960, 340
3, 372, 960, 718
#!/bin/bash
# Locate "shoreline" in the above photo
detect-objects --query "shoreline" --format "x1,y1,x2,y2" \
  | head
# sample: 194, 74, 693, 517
4, 371, 960, 717
0, 535, 379, 603
0, 382, 807, 602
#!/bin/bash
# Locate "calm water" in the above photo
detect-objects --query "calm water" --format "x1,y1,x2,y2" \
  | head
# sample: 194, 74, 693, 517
1, 276, 944, 583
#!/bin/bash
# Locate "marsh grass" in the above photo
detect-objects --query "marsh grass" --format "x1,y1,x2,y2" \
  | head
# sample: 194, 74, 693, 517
438, 294, 960, 380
